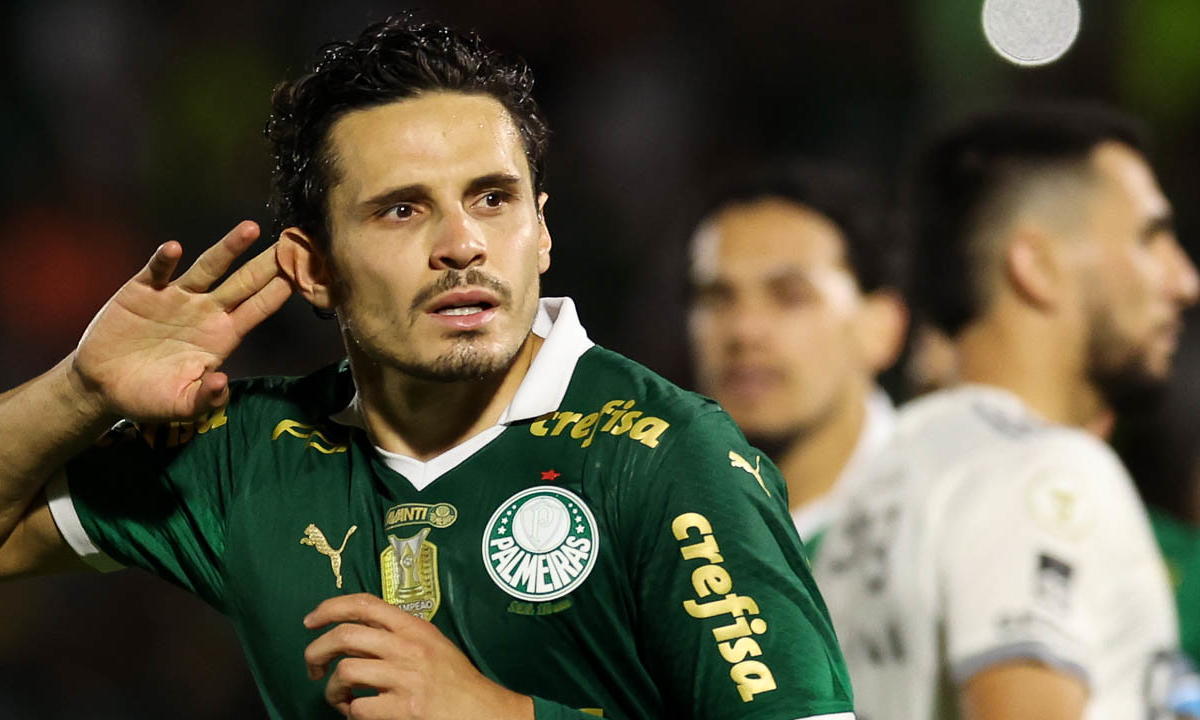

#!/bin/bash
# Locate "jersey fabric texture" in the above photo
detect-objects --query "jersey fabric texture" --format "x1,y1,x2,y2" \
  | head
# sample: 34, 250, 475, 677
49, 298, 854, 720
814, 384, 1180, 720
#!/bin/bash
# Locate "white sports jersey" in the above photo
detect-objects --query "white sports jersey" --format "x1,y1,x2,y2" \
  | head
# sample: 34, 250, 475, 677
814, 384, 1181, 720
792, 388, 895, 557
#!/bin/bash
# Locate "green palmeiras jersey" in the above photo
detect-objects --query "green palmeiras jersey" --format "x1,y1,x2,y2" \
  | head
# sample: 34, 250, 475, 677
49, 298, 853, 720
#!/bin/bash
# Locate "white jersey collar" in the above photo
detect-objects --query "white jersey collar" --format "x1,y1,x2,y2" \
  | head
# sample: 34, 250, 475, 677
331, 297, 594, 491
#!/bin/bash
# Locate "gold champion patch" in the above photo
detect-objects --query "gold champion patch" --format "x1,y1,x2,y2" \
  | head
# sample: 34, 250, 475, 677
380, 528, 441, 620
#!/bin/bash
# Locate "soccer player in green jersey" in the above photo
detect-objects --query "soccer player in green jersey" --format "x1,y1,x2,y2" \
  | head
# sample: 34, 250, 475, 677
0, 15, 853, 720
686, 163, 908, 561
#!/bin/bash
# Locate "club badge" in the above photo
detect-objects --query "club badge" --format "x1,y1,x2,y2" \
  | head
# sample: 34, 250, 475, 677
483, 486, 599, 602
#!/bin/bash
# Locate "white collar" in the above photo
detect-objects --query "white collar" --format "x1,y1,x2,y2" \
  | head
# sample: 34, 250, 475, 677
331, 297, 594, 491
792, 387, 896, 539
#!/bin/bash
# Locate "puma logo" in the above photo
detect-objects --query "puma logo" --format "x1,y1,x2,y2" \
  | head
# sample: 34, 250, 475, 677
301, 523, 358, 589
729, 451, 770, 497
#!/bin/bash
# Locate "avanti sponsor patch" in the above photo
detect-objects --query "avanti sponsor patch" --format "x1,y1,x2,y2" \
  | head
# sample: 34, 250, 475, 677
483, 486, 599, 601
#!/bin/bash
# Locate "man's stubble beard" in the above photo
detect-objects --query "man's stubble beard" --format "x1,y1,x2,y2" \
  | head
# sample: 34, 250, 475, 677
341, 267, 540, 383
398, 331, 526, 382
1084, 306, 1169, 415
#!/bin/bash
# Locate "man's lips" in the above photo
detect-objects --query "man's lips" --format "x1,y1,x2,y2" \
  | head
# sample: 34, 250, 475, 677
425, 289, 501, 330
717, 367, 785, 396
427, 288, 499, 313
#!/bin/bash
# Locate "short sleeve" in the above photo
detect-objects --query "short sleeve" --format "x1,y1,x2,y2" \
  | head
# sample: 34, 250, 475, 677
939, 440, 1109, 686
620, 408, 855, 719
50, 402, 240, 611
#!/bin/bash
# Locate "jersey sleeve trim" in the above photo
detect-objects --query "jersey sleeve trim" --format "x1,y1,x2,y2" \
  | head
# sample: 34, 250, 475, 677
45, 473, 123, 573
794, 713, 856, 719
951, 640, 1090, 687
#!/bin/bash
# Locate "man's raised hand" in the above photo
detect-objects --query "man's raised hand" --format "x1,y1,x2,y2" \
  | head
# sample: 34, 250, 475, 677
70, 221, 293, 423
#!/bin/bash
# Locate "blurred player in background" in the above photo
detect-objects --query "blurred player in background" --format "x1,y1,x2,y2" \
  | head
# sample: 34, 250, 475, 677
0, 14, 854, 720
687, 162, 908, 560
816, 104, 1200, 720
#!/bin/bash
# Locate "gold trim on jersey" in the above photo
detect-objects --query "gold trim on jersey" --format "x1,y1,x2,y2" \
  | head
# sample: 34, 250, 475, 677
381, 529, 441, 621
272, 419, 348, 454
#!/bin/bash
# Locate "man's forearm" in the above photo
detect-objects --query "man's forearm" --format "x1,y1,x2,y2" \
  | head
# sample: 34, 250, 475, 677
0, 355, 116, 545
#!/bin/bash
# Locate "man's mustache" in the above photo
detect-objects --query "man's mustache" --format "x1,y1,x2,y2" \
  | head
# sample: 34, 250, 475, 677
409, 269, 513, 313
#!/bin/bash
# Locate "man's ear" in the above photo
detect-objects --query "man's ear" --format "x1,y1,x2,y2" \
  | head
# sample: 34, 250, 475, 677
1005, 226, 1063, 311
277, 227, 336, 310
536, 192, 552, 274
854, 289, 909, 373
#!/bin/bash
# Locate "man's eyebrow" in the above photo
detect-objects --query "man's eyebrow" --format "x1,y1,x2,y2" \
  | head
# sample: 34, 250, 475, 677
357, 174, 524, 215
464, 173, 523, 196
359, 184, 432, 214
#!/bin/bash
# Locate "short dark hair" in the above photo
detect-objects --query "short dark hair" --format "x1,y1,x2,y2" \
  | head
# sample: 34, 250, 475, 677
689, 160, 903, 294
265, 14, 550, 247
909, 103, 1150, 336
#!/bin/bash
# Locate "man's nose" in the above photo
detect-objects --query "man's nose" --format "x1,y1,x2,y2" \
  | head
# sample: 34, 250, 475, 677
1167, 240, 1200, 308
430, 210, 486, 270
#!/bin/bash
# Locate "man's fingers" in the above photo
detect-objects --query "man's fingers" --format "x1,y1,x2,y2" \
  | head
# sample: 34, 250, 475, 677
323, 659, 394, 714
176, 221, 260, 293
211, 241, 285, 310
181, 372, 230, 417
305, 593, 409, 632
343, 695, 393, 720
304, 622, 392, 681
134, 242, 184, 288
229, 275, 293, 338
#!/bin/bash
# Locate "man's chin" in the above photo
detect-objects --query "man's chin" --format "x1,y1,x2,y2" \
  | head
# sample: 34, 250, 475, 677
1090, 364, 1170, 415
399, 339, 523, 383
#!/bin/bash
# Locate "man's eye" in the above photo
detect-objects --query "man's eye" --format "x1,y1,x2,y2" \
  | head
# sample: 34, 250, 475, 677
385, 204, 414, 220
480, 191, 510, 208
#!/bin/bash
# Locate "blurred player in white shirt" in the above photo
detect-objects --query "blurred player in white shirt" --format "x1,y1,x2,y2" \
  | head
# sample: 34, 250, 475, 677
686, 162, 908, 559
815, 105, 1200, 720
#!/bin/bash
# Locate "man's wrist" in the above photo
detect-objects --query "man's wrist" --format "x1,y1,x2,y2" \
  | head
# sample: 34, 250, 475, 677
60, 355, 117, 428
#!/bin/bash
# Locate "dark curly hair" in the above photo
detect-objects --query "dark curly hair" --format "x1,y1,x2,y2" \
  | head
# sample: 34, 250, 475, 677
265, 13, 550, 248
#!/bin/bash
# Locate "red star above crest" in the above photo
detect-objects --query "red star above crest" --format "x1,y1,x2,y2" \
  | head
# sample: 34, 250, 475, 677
540, 469, 561, 481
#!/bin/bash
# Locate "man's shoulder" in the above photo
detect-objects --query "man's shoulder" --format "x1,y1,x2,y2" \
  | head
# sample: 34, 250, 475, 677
227, 361, 352, 416
561, 345, 731, 443
897, 386, 1119, 470
218, 361, 356, 447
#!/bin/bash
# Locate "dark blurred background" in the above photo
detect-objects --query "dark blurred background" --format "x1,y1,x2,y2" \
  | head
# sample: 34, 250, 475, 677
3, 1, 1200, 716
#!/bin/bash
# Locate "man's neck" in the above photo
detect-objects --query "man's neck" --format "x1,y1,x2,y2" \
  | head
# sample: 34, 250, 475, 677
348, 333, 544, 461
776, 379, 868, 512
956, 314, 1104, 428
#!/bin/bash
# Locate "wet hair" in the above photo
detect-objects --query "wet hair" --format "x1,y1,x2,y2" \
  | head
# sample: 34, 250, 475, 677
909, 103, 1149, 336
265, 13, 550, 247
688, 160, 904, 294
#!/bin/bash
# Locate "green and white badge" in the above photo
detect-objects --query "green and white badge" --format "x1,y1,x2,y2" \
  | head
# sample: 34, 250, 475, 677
483, 486, 599, 601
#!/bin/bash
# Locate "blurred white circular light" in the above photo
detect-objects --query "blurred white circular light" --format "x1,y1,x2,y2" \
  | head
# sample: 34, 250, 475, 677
982, 0, 1081, 67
